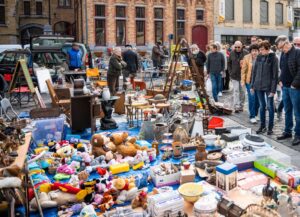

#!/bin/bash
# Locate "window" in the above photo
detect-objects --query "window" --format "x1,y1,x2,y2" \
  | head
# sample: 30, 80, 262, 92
176, 9, 185, 38
196, 9, 204, 21
136, 7, 145, 18
225, 0, 234, 21
95, 5, 105, 46
294, 9, 300, 30
58, 0, 71, 7
155, 21, 163, 43
116, 20, 126, 46
0, 0, 5, 24
275, 3, 283, 25
243, 0, 252, 22
136, 7, 145, 45
260, 0, 268, 24
116, 6, 126, 46
154, 8, 163, 43
36, 1, 43, 15
116, 6, 126, 18
154, 8, 163, 19
24, 1, 31, 16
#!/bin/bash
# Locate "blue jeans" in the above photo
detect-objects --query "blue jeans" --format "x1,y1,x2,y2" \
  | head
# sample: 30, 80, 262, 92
256, 90, 274, 130
246, 83, 259, 119
210, 73, 222, 102
282, 87, 300, 137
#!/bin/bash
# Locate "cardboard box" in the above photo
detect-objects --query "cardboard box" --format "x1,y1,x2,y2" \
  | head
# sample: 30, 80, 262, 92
216, 163, 237, 192
180, 166, 195, 184
150, 164, 181, 187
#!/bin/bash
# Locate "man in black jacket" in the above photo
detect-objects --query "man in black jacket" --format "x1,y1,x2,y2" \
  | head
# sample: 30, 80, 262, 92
122, 45, 139, 89
276, 36, 300, 146
228, 41, 248, 112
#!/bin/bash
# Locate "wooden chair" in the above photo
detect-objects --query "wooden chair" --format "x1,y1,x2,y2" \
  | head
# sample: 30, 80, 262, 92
45, 79, 71, 122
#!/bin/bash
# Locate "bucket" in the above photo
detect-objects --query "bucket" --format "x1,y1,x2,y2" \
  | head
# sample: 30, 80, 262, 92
208, 117, 224, 129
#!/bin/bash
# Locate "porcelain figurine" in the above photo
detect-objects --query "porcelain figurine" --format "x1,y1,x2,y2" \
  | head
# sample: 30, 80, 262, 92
102, 87, 111, 100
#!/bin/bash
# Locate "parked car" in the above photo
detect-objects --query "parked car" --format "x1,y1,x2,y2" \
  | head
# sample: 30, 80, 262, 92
0, 49, 32, 82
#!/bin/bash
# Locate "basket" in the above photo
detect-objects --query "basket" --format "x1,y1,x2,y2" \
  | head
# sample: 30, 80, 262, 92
208, 117, 224, 129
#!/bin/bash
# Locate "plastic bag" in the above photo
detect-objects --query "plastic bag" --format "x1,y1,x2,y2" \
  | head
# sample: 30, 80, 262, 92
206, 78, 212, 93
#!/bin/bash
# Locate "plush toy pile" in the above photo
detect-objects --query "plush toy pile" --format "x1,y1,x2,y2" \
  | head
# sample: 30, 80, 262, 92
27, 132, 157, 216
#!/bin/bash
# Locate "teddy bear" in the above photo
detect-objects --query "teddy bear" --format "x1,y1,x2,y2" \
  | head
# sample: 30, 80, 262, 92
131, 190, 148, 210
111, 132, 147, 157
113, 177, 138, 204
91, 134, 112, 157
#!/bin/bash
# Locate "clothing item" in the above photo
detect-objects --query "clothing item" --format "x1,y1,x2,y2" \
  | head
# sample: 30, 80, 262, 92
191, 51, 207, 67
68, 48, 83, 68
108, 54, 127, 77
256, 90, 275, 130
210, 73, 222, 102
107, 74, 119, 96
151, 45, 164, 68
207, 52, 225, 74
241, 53, 255, 85
223, 70, 230, 90
232, 80, 245, 110
122, 50, 139, 75
251, 53, 278, 93
280, 52, 294, 87
277, 100, 284, 113
246, 83, 259, 119
228, 50, 248, 81
282, 87, 300, 137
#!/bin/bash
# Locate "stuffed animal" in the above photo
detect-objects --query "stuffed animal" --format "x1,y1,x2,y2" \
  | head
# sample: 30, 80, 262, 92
79, 204, 97, 217
92, 194, 103, 206
113, 177, 138, 204
131, 190, 148, 210
58, 203, 85, 217
39, 182, 80, 194
76, 179, 99, 202
98, 193, 114, 212
78, 170, 89, 182
91, 134, 111, 157
56, 145, 75, 164
111, 132, 147, 157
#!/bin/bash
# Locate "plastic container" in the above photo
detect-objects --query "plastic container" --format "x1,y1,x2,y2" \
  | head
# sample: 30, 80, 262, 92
208, 117, 224, 129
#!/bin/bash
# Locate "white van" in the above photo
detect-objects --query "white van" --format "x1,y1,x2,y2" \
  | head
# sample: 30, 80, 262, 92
0, 44, 22, 53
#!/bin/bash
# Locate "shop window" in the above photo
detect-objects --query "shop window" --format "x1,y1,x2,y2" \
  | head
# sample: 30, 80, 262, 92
225, 0, 234, 21
0, 0, 5, 24
95, 5, 106, 46
24, 1, 31, 16
36, 1, 43, 15
275, 3, 283, 25
243, 0, 252, 22
260, 0, 269, 24
196, 9, 204, 21
154, 21, 163, 43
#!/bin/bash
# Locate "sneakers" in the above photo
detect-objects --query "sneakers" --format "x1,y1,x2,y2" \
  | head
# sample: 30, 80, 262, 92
218, 92, 223, 97
267, 129, 273, 135
256, 126, 267, 134
250, 118, 257, 124
292, 137, 300, 146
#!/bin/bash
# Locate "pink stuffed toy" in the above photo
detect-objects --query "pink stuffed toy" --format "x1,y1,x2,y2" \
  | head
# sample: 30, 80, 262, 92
92, 194, 103, 206
57, 164, 75, 175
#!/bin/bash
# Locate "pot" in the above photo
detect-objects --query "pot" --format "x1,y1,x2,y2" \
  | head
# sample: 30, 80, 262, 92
203, 135, 217, 146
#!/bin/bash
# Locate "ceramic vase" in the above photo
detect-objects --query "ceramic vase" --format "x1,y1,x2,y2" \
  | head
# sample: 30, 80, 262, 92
102, 87, 111, 100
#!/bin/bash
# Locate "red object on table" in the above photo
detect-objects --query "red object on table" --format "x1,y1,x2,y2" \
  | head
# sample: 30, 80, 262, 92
12, 86, 31, 93
208, 117, 224, 129
133, 80, 146, 90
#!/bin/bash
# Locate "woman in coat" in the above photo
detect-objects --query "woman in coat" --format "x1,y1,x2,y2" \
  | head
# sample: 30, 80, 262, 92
251, 41, 278, 135
107, 47, 127, 96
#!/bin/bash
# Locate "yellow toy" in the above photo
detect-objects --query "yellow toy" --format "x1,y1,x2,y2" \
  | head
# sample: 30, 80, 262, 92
109, 163, 130, 175
132, 161, 144, 170
113, 177, 138, 204
34, 147, 49, 155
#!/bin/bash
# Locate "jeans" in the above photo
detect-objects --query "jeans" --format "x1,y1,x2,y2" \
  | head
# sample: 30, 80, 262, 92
282, 87, 300, 137
245, 83, 259, 119
210, 73, 222, 102
232, 80, 245, 110
218, 74, 223, 93
256, 90, 274, 130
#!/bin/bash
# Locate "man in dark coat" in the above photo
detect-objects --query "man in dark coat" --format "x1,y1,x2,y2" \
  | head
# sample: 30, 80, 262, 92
122, 45, 139, 89
228, 41, 248, 112
151, 41, 164, 69
276, 36, 300, 146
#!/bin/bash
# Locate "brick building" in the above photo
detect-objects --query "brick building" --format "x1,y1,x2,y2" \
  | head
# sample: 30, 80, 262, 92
0, 0, 75, 45
76, 0, 214, 51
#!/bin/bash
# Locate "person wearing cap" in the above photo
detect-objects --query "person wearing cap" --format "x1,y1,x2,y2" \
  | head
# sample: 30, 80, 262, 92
107, 47, 127, 95
67, 43, 83, 70
122, 45, 139, 89
275, 35, 300, 146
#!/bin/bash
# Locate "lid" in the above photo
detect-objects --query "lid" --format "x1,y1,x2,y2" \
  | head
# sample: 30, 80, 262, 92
194, 195, 217, 212
245, 135, 264, 143
216, 162, 237, 175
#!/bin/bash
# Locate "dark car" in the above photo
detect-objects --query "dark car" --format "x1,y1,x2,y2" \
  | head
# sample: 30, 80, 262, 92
0, 49, 32, 82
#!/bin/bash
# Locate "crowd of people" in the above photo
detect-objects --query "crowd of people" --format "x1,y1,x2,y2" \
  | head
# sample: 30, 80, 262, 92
200, 35, 300, 146
106, 35, 300, 147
